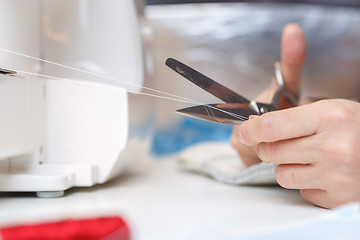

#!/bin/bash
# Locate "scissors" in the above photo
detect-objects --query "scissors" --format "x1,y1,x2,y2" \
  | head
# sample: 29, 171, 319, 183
165, 58, 299, 125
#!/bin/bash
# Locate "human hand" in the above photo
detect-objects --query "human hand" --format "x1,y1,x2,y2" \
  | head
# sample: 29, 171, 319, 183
237, 99, 360, 209
231, 23, 306, 166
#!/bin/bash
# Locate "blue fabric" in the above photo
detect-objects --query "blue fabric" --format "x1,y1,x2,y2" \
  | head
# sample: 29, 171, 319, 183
151, 117, 233, 155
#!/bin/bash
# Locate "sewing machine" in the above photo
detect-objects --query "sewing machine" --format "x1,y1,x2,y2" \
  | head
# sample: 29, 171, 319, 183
0, 0, 152, 197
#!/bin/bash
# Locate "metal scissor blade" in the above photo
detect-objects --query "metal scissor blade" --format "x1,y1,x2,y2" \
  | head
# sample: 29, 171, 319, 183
176, 103, 258, 125
166, 58, 250, 104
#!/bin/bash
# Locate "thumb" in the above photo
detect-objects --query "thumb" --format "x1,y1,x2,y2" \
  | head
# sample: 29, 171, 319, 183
281, 23, 306, 95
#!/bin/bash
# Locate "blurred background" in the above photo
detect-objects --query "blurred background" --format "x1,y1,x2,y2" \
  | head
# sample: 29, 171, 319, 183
2, 0, 359, 158
144, 1, 360, 155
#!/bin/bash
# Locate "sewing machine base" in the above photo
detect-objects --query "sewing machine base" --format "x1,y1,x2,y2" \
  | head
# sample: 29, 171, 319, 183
0, 162, 98, 197
0, 77, 137, 197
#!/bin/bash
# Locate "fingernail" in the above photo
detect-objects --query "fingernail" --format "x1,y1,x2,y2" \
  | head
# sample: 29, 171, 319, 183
238, 130, 246, 145
249, 115, 259, 120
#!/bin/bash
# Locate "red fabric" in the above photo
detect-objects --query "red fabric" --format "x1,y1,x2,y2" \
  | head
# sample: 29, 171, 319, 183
0, 216, 130, 240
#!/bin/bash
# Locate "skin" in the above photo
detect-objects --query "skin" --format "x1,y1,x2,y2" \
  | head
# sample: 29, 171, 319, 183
231, 24, 360, 209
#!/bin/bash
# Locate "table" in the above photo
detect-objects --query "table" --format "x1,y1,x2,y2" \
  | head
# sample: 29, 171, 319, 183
0, 158, 345, 239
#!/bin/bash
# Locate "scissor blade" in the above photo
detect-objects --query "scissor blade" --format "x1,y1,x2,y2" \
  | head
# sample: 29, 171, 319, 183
166, 58, 250, 104
176, 103, 258, 125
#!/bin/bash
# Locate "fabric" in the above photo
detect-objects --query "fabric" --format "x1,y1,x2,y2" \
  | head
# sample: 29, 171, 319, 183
151, 118, 232, 155
177, 142, 278, 185
0, 216, 130, 240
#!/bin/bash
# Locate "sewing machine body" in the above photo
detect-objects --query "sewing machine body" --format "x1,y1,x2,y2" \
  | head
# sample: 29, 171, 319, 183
0, 0, 150, 197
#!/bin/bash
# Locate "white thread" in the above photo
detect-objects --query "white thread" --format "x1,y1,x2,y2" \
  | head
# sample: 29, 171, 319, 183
1, 47, 248, 122
0, 47, 202, 106
15, 69, 200, 105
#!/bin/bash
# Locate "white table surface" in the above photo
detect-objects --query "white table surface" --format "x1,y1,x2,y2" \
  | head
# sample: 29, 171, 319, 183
0, 158, 332, 239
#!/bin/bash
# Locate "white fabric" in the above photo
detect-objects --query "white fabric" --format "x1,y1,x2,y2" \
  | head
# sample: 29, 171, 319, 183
177, 142, 278, 185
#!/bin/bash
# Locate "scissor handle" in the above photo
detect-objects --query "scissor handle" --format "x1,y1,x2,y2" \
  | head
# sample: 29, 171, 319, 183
271, 62, 299, 109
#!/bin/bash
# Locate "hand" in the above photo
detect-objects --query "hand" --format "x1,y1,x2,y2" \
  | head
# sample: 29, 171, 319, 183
237, 99, 360, 209
231, 23, 306, 166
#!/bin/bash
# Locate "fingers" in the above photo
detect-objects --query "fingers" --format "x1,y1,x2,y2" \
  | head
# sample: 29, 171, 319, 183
238, 103, 319, 146
300, 189, 352, 209
257, 136, 320, 165
277, 165, 357, 209
236, 24, 307, 146
231, 130, 261, 166
300, 189, 334, 209
281, 23, 306, 95
276, 164, 324, 190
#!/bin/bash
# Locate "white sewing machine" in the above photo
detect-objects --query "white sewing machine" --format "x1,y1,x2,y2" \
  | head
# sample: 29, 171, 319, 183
0, 0, 152, 197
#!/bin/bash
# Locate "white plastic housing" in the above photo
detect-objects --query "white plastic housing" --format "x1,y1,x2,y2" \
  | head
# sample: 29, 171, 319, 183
0, 0, 147, 196
41, 0, 144, 92
46, 79, 129, 185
